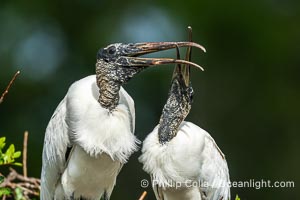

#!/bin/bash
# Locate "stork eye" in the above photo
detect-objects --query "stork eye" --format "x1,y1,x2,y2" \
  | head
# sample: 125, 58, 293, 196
108, 46, 116, 55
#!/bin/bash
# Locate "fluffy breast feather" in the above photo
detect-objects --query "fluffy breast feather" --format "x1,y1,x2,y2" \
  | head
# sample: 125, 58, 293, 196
139, 121, 230, 200
139, 122, 207, 186
66, 75, 139, 163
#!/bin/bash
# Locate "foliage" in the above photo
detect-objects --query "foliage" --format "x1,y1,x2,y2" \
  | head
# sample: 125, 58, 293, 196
14, 187, 26, 200
0, 176, 11, 196
0, 135, 40, 200
0, 187, 11, 196
0, 137, 24, 199
0, 137, 22, 166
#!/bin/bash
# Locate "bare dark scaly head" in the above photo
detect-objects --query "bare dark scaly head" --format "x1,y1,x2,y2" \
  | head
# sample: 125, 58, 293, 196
96, 41, 205, 111
158, 27, 202, 144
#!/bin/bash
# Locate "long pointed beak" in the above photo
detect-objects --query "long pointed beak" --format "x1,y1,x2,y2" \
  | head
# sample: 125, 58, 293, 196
182, 27, 193, 86
172, 27, 194, 86
117, 41, 205, 70
121, 57, 204, 71
129, 42, 206, 55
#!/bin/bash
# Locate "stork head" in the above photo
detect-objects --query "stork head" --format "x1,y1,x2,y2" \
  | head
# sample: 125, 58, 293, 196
158, 27, 201, 144
96, 42, 205, 111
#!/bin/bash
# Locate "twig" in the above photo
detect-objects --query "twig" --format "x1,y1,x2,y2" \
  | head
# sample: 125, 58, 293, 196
138, 191, 147, 200
0, 168, 40, 199
0, 131, 40, 199
0, 70, 20, 104
23, 131, 28, 178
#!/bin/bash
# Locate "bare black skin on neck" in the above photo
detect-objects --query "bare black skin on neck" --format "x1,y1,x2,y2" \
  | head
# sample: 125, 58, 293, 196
96, 44, 145, 111
158, 73, 193, 144
96, 60, 144, 111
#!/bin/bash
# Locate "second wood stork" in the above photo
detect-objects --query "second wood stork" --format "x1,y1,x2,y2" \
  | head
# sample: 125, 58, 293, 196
40, 41, 205, 200
139, 29, 231, 200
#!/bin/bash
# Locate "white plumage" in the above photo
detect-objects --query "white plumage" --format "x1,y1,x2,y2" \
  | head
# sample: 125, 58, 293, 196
40, 40, 207, 200
41, 75, 138, 200
139, 122, 230, 200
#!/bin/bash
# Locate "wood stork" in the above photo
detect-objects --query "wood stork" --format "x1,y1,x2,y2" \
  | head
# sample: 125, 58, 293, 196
139, 29, 231, 200
40, 41, 205, 200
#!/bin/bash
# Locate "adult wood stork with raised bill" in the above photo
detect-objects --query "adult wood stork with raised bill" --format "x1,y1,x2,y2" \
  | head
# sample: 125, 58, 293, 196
40, 41, 205, 200
139, 28, 231, 200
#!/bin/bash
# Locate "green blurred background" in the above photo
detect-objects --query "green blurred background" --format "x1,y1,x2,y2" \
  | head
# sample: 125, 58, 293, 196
0, 0, 299, 199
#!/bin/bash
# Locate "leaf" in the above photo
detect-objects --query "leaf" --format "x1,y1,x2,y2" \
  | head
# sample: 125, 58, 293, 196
6, 144, 15, 155
0, 175, 4, 184
0, 187, 11, 197
14, 187, 25, 200
235, 194, 241, 200
13, 151, 21, 158
13, 162, 23, 166
0, 137, 6, 145
0, 137, 6, 149
2, 153, 8, 164
0, 139, 22, 166
4, 144, 15, 164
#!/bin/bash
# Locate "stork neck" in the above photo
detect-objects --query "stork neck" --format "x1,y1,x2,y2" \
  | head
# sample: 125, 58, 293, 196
98, 81, 120, 111
158, 84, 184, 144
158, 78, 191, 144
95, 60, 145, 111
158, 110, 183, 144
96, 72, 121, 111
96, 61, 122, 111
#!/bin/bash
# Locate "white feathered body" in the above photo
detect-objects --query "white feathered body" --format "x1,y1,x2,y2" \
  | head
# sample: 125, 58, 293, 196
41, 75, 138, 200
139, 121, 230, 200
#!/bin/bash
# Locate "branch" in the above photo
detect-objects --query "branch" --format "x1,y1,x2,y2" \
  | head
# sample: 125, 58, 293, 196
0, 71, 20, 104
138, 191, 147, 200
23, 131, 28, 178
0, 132, 40, 199
1, 168, 40, 198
